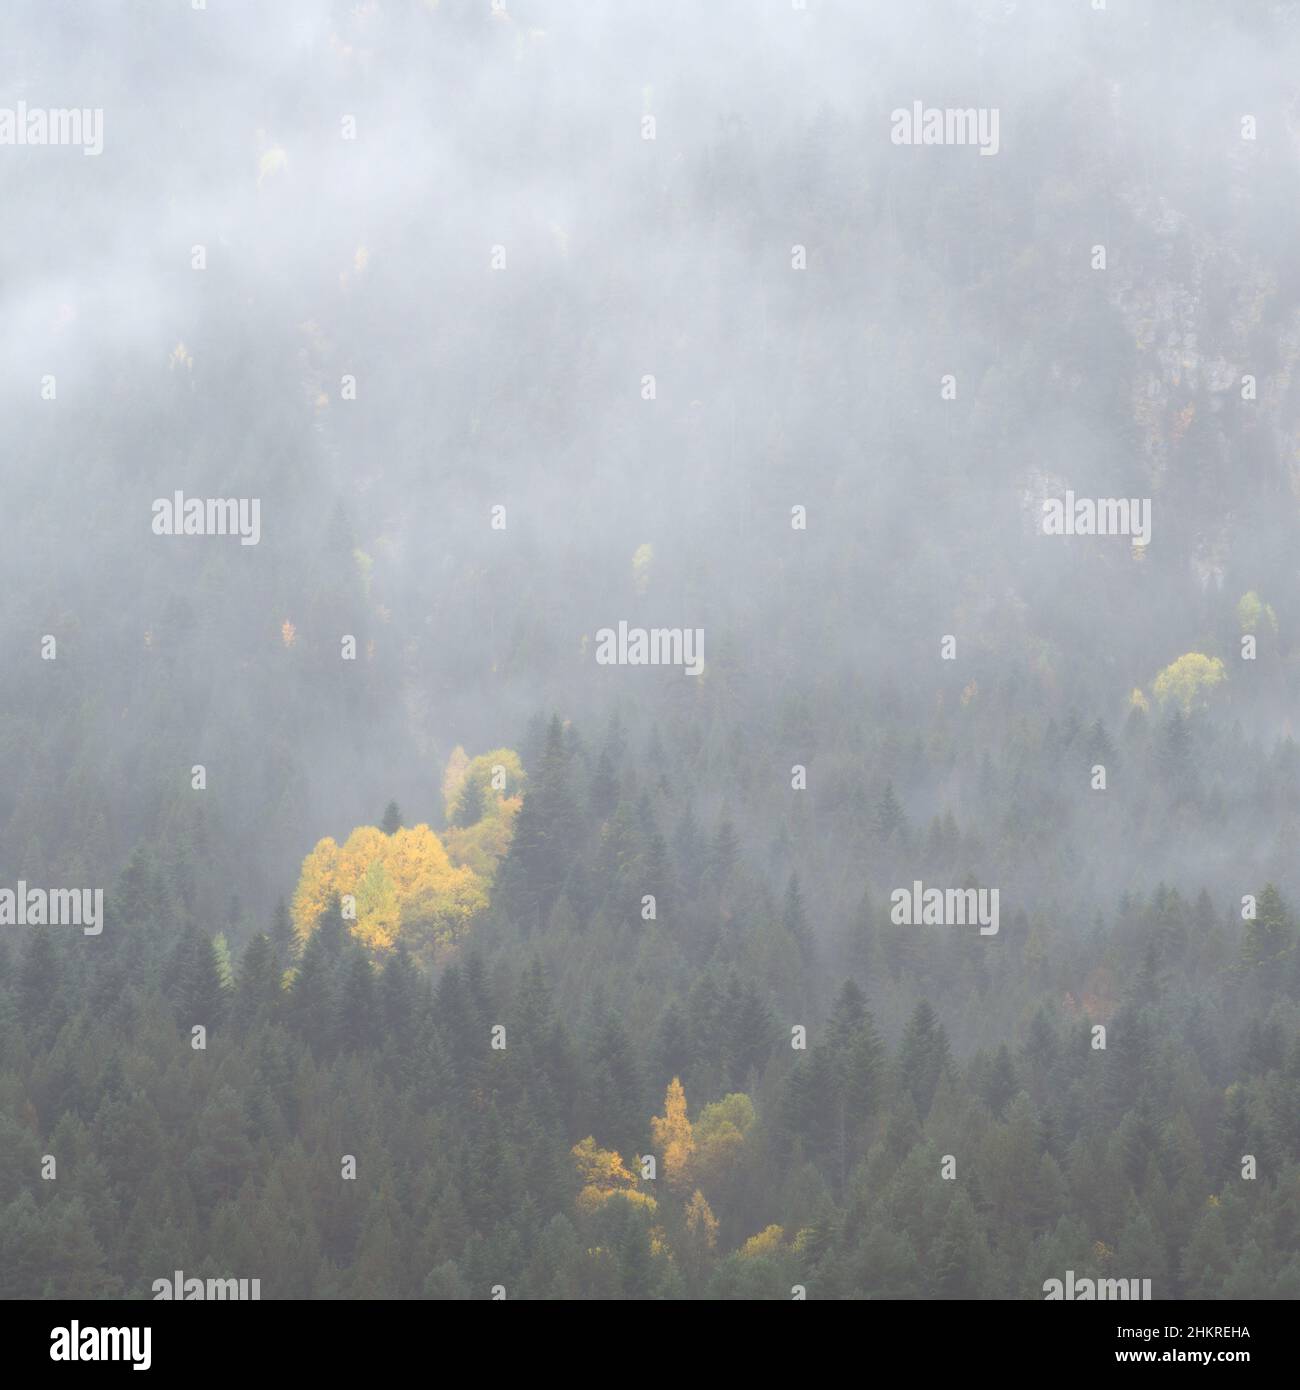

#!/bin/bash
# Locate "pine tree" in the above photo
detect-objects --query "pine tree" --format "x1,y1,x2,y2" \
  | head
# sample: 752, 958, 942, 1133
727, 981, 775, 1088
290, 912, 342, 1056
177, 931, 227, 1034
379, 945, 422, 1054
19, 926, 63, 1042
654, 1001, 693, 1092
673, 804, 707, 896
708, 813, 740, 887
500, 714, 580, 919
930, 1189, 988, 1298
876, 781, 906, 842
1216, 1085, 1251, 1184
270, 896, 296, 960
1181, 1202, 1233, 1297
452, 776, 486, 828
984, 1043, 1019, 1119
338, 949, 378, 1052
897, 1000, 951, 1118
589, 748, 619, 820
1158, 712, 1194, 796
1085, 718, 1116, 772
232, 932, 280, 1028
1240, 883, 1292, 977
588, 1013, 648, 1162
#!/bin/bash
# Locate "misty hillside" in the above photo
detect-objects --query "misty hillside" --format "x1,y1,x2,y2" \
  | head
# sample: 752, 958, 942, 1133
0, 0, 1297, 1303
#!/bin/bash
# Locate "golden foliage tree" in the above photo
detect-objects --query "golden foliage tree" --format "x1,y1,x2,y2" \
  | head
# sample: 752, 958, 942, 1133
1152, 652, 1227, 713
292, 822, 487, 961
571, 1137, 656, 1215
650, 1077, 696, 1192
441, 748, 525, 880
441, 746, 470, 816
442, 747, 525, 823
739, 1225, 785, 1259
292, 744, 524, 962
684, 1189, 718, 1252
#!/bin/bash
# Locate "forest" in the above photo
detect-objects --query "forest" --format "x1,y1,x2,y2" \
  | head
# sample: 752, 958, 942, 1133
0, 705, 1296, 1298
1, 0, 1298, 1300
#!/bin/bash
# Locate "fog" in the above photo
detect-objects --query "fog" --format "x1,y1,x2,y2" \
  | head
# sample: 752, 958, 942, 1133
3, 0, 1294, 925
0, 0, 1297, 1307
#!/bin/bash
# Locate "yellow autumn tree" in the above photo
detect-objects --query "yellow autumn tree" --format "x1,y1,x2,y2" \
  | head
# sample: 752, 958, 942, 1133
1152, 652, 1227, 713
650, 1078, 696, 1192
791, 1227, 816, 1257
632, 542, 654, 595
291, 837, 341, 934
291, 822, 487, 961
442, 746, 525, 821
443, 797, 522, 880
291, 744, 524, 962
441, 746, 470, 814
1236, 591, 1277, 635
441, 748, 526, 880
684, 1189, 718, 1252
571, 1137, 656, 1215
355, 858, 400, 951
740, 1225, 785, 1259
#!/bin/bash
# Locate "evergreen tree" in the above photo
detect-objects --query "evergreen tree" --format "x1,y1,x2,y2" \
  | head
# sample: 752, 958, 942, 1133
232, 932, 280, 1028
452, 777, 486, 828
897, 1000, 951, 1118
984, 1043, 1019, 1119
876, 781, 906, 843
589, 748, 619, 821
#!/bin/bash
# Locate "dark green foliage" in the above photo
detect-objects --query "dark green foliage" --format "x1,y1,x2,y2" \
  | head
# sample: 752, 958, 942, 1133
0, 711, 1296, 1300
